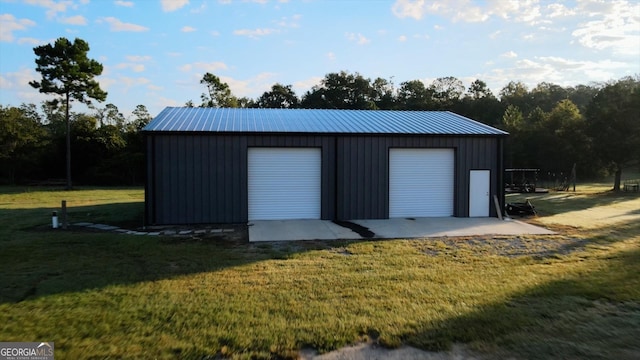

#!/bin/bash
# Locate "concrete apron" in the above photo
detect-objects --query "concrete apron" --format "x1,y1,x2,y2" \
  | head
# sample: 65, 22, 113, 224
248, 217, 554, 242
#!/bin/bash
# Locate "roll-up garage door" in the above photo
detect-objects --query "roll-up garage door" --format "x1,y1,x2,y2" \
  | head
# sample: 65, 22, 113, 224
248, 148, 321, 220
389, 148, 454, 217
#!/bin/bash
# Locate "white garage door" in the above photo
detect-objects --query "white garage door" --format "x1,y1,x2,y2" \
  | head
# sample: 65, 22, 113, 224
389, 148, 454, 217
248, 148, 321, 220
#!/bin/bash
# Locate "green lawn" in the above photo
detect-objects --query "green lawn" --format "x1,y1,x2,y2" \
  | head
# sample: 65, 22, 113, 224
0, 187, 638, 359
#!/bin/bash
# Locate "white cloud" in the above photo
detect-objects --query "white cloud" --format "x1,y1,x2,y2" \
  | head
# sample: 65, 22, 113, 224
98, 76, 117, 91
501, 51, 518, 58
327, 52, 335, 61
119, 76, 150, 89
234, 28, 279, 38
433, 24, 443, 30
547, 3, 575, 18
126, 55, 151, 62
115, 0, 134, 7
179, 61, 228, 72
0, 74, 11, 89
147, 84, 163, 91
59, 15, 87, 25
571, 0, 640, 56
161, 0, 189, 12
398, 35, 407, 42
17, 37, 44, 45
156, 96, 180, 108
99, 17, 149, 32
0, 14, 36, 42
483, 55, 630, 91
206, 72, 277, 98
489, 30, 501, 39
115, 63, 146, 72
391, 0, 542, 24
210, 31, 220, 37
276, 14, 301, 28
24, 0, 73, 19
345, 32, 371, 45
181, 26, 196, 32
190, 2, 207, 13
0, 68, 51, 103
391, 0, 426, 20
293, 76, 322, 94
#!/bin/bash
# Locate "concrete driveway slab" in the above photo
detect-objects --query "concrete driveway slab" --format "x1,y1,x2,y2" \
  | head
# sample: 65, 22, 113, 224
249, 217, 554, 242
353, 217, 555, 239
249, 220, 361, 242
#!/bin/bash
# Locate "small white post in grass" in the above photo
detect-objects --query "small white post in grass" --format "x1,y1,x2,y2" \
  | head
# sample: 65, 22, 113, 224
52, 211, 59, 229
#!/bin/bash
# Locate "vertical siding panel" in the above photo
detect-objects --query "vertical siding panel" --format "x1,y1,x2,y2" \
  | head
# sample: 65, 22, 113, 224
179, 137, 187, 224
214, 136, 224, 222
337, 137, 345, 220
169, 135, 179, 223
239, 136, 248, 223
366, 137, 374, 218
223, 136, 233, 223
185, 136, 195, 223
161, 136, 170, 223
192, 136, 202, 223
356, 137, 363, 217
200, 136, 210, 222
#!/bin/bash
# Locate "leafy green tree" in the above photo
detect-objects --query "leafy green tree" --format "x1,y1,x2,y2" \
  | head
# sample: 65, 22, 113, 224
371, 77, 396, 109
129, 104, 152, 132
501, 105, 526, 168
458, 79, 504, 126
542, 99, 589, 175
396, 80, 431, 110
29, 37, 107, 189
93, 103, 125, 128
586, 76, 640, 190
500, 81, 531, 113
531, 82, 569, 112
237, 97, 256, 108
200, 73, 238, 108
257, 84, 299, 108
0, 105, 49, 183
567, 84, 599, 113
466, 79, 494, 100
301, 71, 375, 109
429, 76, 464, 109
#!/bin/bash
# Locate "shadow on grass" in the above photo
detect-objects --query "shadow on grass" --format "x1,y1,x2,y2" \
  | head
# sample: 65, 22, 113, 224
404, 235, 640, 359
510, 190, 640, 216
0, 201, 346, 305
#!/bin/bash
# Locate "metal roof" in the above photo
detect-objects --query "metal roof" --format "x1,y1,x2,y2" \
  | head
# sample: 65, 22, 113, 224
143, 107, 508, 136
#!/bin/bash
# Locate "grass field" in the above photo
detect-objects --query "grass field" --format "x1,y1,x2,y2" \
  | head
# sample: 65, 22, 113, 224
0, 186, 638, 359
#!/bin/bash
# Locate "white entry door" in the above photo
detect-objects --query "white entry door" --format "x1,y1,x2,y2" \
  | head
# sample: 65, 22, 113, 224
469, 170, 490, 217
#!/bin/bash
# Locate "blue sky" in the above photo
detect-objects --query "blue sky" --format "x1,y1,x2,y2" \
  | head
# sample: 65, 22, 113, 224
1, 0, 638, 118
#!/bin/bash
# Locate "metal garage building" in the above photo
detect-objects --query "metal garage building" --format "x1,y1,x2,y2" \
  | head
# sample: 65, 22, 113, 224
143, 107, 507, 225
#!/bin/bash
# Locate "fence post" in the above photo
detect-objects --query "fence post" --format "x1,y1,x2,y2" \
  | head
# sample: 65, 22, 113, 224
61, 200, 67, 230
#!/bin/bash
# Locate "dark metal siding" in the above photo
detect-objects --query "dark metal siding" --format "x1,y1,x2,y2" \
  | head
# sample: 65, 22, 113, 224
146, 133, 335, 224
336, 135, 499, 219
145, 133, 502, 225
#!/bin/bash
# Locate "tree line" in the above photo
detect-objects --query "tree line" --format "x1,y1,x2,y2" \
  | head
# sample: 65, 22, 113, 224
1, 37, 638, 190
196, 71, 639, 190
